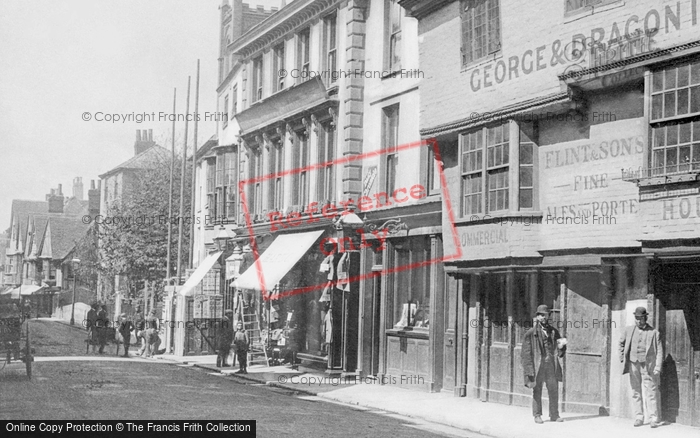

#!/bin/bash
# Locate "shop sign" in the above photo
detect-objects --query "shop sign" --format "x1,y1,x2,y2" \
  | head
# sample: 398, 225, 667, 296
469, 1, 698, 92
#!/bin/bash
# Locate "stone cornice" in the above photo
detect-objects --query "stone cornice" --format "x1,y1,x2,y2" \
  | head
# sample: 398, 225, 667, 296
230, 0, 342, 59
398, 0, 455, 19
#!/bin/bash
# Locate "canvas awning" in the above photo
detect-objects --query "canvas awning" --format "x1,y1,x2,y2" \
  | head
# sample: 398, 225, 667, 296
232, 230, 324, 292
19, 284, 46, 296
0, 287, 20, 299
179, 251, 223, 297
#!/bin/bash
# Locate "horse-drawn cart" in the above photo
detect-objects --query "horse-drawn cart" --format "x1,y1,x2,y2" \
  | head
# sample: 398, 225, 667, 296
0, 303, 33, 378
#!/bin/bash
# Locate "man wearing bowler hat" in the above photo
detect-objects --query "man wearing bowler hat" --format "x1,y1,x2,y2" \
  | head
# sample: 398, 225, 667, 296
522, 304, 567, 424
618, 306, 662, 428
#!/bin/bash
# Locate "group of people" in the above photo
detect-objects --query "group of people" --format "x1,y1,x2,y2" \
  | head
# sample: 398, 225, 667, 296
85, 304, 162, 358
522, 304, 663, 428
216, 309, 250, 374
85, 303, 110, 354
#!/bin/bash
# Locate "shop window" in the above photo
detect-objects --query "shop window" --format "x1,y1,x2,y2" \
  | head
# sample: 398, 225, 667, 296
392, 237, 431, 329
487, 273, 508, 343
252, 56, 263, 103
316, 123, 336, 204
385, 0, 402, 72
268, 141, 284, 213
649, 60, 700, 176
323, 13, 338, 86
297, 28, 310, 84
382, 105, 400, 195
460, 121, 537, 216
273, 43, 285, 92
461, 0, 501, 67
514, 272, 533, 344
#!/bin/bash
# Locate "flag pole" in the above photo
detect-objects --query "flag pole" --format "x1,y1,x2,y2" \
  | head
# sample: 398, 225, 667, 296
166, 88, 176, 284
176, 77, 191, 283
189, 60, 200, 269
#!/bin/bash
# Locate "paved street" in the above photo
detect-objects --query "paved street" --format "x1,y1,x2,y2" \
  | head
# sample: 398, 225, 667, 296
0, 320, 476, 438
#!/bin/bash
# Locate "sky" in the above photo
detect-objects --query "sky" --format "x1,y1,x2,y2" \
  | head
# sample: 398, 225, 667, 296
0, 0, 283, 230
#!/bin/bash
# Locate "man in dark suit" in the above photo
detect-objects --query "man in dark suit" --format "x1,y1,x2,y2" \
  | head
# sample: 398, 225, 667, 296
618, 306, 662, 428
522, 304, 567, 424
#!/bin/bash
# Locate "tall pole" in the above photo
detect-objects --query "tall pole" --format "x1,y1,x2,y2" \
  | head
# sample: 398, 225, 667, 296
166, 88, 177, 284
70, 262, 76, 326
188, 60, 200, 269
176, 77, 191, 282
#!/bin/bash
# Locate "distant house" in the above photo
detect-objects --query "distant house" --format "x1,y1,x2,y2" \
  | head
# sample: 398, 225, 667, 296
97, 129, 170, 316
2, 179, 99, 315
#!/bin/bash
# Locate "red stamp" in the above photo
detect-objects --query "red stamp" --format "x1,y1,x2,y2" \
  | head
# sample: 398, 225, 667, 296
237, 138, 461, 300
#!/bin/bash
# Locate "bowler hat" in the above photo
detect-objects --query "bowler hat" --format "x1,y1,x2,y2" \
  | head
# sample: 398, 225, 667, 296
633, 307, 648, 317
535, 304, 550, 315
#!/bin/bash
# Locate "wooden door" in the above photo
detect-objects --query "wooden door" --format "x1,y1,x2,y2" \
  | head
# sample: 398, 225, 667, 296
659, 287, 699, 426
482, 273, 511, 404
563, 270, 609, 414
442, 275, 458, 392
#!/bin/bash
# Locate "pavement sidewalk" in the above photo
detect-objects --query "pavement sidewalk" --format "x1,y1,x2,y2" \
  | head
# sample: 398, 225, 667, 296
154, 353, 698, 438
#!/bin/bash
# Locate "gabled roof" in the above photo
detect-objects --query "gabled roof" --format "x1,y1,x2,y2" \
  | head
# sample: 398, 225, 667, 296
27, 215, 50, 260
99, 144, 170, 179
9, 200, 48, 252
40, 216, 90, 261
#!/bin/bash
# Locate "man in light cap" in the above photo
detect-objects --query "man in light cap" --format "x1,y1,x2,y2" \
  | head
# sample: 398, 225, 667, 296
522, 304, 567, 424
619, 306, 662, 428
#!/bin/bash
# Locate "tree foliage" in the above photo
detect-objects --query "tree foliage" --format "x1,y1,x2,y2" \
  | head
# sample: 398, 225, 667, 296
97, 151, 192, 300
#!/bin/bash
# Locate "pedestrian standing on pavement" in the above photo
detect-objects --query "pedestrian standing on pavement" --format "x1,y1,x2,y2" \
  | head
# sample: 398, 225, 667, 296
133, 307, 146, 356
116, 313, 134, 357
86, 303, 98, 354
522, 304, 567, 424
96, 304, 109, 354
143, 309, 160, 357
233, 321, 249, 374
216, 309, 235, 367
619, 307, 663, 428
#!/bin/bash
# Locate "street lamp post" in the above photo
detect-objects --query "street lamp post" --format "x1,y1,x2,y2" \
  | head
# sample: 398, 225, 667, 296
69, 258, 81, 326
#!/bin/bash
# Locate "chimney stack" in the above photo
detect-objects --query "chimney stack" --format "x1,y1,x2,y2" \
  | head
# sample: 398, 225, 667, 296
88, 179, 101, 217
48, 185, 64, 214
134, 128, 156, 156
72, 177, 84, 201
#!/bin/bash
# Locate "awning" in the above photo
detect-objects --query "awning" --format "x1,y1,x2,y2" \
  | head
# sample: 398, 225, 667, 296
232, 230, 324, 292
179, 251, 223, 297
20, 284, 46, 296
0, 287, 20, 299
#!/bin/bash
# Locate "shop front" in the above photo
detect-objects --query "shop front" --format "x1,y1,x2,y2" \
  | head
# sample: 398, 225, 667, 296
173, 251, 223, 357
233, 226, 361, 373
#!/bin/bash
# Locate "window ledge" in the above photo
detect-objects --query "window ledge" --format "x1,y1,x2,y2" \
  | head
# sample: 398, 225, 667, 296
564, 1, 625, 23
461, 51, 503, 73
453, 210, 544, 226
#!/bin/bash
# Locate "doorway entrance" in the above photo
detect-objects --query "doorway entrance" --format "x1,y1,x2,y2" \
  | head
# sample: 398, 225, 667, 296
655, 260, 700, 427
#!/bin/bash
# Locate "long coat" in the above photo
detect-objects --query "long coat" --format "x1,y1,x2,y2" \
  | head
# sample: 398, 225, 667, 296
618, 324, 663, 375
522, 322, 566, 385
216, 317, 234, 351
